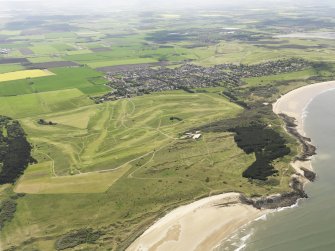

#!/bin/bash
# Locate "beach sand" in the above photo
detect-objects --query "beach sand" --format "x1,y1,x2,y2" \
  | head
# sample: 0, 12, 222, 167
128, 81, 335, 251
127, 193, 265, 251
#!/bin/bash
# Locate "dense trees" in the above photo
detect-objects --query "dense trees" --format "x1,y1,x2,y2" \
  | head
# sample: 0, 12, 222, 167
0, 116, 34, 184
229, 123, 290, 180
55, 228, 102, 250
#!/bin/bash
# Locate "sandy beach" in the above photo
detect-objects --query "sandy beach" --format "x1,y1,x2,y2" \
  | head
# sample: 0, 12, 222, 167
127, 193, 265, 251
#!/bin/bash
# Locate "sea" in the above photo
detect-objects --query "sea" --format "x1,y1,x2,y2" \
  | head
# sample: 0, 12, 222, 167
216, 88, 335, 251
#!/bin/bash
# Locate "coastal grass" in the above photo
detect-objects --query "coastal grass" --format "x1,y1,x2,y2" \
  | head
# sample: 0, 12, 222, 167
242, 68, 318, 87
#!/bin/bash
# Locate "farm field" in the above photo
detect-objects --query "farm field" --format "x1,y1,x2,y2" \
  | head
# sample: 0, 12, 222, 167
0, 69, 53, 82
0, 66, 109, 96
0, 64, 24, 73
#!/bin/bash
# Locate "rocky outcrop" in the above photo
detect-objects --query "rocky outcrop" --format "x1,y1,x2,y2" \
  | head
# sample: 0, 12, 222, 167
278, 113, 316, 160
240, 174, 308, 209
240, 192, 304, 210
301, 167, 316, 182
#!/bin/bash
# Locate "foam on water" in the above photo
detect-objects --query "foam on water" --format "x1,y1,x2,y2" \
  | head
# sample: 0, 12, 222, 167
254, 213, 268, 221
234, 231, 254, 251
276, 199, 300, 212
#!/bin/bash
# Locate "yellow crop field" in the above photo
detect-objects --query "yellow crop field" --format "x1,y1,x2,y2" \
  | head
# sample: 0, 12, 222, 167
0, 69, 54, 82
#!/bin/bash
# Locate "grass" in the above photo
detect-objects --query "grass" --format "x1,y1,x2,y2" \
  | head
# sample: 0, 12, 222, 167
29, 44, 60, 55
66, 49, 93, 55
0, 70, 53, 82
87, 58, 159, 68
28, 56, 63, 63
196, 41, 335, 66
243, 68, 318, 87
63, 45, 211, 67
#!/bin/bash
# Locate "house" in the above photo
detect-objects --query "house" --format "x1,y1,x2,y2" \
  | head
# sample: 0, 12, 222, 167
192, 134, 202, 140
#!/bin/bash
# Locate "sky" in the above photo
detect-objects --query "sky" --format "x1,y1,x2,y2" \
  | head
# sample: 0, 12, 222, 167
1, 0, 334, 15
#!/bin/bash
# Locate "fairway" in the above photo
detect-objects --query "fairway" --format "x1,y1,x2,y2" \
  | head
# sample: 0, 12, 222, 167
0, 89, 93, 118
16, 92, 243, 194
15, 162, 133, 194
0, 69, 54, 82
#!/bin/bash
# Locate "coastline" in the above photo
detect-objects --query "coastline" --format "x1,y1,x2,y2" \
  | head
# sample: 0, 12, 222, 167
273, 80, 335, 137
273, 80, 335, 176
127, 81, 335, 251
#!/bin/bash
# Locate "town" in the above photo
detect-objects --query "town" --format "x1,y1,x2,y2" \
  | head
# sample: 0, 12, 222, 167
93, 58, 310, 103
0, 48, 10, 55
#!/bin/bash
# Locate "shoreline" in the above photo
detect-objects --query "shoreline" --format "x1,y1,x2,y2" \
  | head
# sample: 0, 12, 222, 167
127, 81, 335, 251
273, 80, 335, 137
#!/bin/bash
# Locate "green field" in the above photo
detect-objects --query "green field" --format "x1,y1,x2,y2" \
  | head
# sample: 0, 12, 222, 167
0, 66, 109, 96
0, 69, 53, 82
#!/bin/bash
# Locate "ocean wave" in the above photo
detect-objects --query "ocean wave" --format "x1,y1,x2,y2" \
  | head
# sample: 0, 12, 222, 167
234, 231, 254, 251
254, 213, 268, 221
